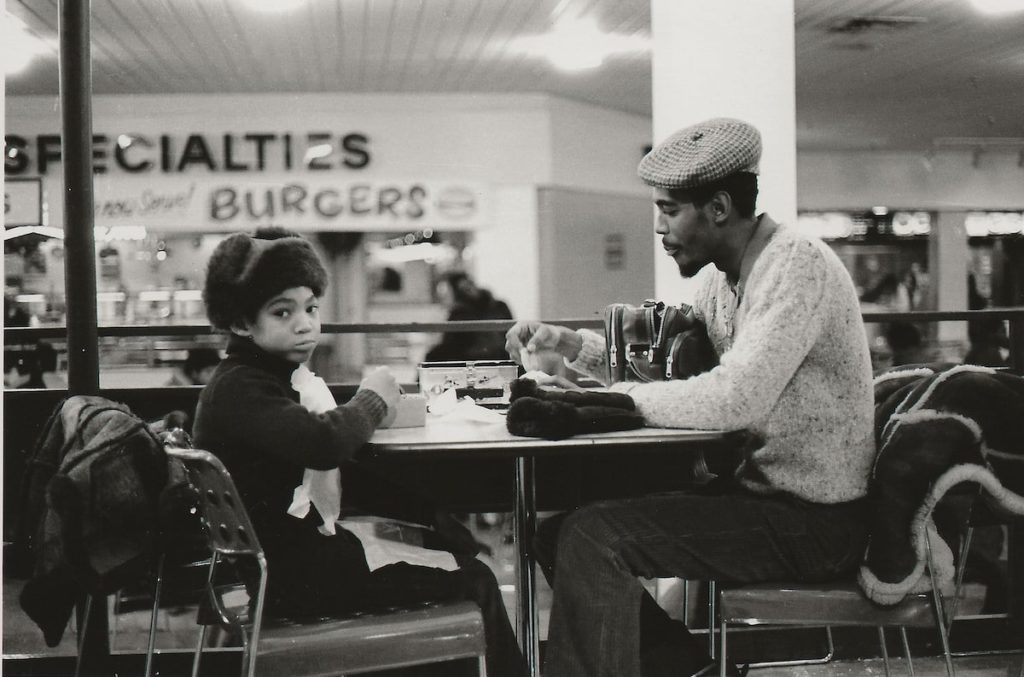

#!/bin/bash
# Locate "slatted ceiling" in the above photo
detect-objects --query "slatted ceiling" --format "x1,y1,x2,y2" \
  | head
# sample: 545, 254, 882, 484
6, 0, 1024, 149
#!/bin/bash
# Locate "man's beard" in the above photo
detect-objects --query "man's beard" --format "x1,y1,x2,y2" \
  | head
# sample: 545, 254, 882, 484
676, 257, 705, 278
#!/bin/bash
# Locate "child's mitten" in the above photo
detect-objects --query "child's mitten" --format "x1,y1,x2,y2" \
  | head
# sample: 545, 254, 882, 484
506, 396, 644, 440
509, 378, 636, 410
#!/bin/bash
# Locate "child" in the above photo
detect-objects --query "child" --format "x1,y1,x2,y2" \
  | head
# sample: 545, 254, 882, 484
193, 227, 526, 677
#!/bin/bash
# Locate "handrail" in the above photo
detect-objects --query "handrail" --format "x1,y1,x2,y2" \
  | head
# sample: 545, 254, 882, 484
4, 307, 1023, 339
5, 308, 1024, 372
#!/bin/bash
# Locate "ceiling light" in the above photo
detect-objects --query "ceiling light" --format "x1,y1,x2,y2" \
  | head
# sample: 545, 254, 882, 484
238, 0, 309, 13
968, 0, 1024, 14
509, 16, 649, 72
3, 12, 52, 76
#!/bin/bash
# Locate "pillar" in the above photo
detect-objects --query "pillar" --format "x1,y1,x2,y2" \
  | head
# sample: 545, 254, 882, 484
931, 212, 969, 349
650, 0, 797, 302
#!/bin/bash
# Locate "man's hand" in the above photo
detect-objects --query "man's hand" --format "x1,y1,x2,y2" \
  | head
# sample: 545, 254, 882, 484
505, 321, 583, 365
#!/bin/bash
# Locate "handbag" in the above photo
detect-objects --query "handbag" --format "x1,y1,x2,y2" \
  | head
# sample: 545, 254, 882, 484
603, 300, 718, 383
604, 300, 735, 482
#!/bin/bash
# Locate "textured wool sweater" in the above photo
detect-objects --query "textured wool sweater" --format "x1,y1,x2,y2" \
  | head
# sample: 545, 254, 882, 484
193, 335, 389, 549
570, 217, 875, 503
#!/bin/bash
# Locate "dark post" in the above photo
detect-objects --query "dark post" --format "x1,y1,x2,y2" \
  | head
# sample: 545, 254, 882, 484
60, 0, 100, 396
1008, 314, 1024, 375
58, 1, 107, 674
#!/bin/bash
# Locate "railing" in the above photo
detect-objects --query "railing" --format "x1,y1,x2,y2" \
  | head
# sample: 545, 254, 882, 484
5, 307, 1024, 374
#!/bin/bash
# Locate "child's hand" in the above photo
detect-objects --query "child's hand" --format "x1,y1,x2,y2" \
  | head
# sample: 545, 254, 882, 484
359, 366, 401, 417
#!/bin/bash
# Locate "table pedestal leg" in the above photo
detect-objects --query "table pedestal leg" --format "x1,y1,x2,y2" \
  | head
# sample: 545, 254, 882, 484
514, 455, 540, 677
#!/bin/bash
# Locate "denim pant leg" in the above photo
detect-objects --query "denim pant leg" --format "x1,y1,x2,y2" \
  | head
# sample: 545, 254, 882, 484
543, 489, 868, 677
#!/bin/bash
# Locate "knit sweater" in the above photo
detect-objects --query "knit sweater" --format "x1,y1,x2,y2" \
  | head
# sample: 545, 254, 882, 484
192, 336, 389, 577
569, 218, 875, 504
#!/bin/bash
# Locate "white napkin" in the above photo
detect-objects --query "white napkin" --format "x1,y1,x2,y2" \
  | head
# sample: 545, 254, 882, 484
428, 387, 507, 424
337, 516, 458, 572
287, 364, 342, 535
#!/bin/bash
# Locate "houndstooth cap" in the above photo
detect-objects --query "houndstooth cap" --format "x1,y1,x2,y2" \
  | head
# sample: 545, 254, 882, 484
638, 118, 762, 189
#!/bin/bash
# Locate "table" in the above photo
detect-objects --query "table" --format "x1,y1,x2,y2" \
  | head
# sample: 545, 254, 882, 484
365, 415, 745, 677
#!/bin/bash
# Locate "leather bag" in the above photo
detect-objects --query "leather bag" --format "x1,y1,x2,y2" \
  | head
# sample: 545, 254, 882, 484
604, 300, 718, 383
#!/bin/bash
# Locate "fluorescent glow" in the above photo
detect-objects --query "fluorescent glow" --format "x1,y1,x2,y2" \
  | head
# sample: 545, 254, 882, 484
303, 143, 333, 164
238, 0, 309, 13
968, 0, 1024, 14
372, 242, 457, 265
3, 12, 52, 75
509, 16, 649, 72
3, 226, 64, 240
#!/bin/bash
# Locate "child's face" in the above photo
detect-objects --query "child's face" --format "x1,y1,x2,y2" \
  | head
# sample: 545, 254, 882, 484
235, 286, 321, 364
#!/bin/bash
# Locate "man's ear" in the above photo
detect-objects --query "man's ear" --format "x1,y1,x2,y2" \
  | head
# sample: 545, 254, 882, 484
708, 192, 732, 224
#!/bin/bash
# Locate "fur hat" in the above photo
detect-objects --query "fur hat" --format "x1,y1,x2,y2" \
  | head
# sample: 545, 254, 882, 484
203, 227, 328, 331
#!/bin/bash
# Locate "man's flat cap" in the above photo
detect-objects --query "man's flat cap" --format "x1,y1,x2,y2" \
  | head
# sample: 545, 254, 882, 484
638, 117, 762, 189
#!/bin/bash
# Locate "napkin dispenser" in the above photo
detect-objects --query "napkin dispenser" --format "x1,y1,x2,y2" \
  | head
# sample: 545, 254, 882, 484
418, 360, 519, 407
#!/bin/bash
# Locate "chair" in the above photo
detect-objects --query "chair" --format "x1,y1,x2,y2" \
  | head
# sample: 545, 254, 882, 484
716, 527, 956, 677
156, 447, 489, 677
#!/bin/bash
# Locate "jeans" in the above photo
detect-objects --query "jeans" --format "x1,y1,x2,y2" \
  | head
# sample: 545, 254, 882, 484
538, 483, 869, 677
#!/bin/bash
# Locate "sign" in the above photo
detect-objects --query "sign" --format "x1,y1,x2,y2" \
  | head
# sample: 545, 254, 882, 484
4, 178, 43, 226
89, 176, 492, 232
604, 233, 625, 269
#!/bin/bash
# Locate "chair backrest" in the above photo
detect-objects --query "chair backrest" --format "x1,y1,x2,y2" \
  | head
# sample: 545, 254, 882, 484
165, 447, 267, 677
166, 447, 263, 559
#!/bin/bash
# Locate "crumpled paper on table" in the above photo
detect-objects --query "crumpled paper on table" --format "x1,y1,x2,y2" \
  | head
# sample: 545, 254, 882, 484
427, 386, 507, 424
287, 364, 343, 535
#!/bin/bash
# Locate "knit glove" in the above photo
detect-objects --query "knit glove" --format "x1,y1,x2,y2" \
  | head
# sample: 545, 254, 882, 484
506, 395, 644, 440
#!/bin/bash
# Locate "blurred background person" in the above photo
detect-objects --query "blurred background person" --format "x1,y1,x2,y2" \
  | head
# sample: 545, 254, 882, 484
426, 271, 513, 362
166, 347, 222, 386
964, 273, 1009, 367
5, 292, 31, 328
4, 342, 58, 389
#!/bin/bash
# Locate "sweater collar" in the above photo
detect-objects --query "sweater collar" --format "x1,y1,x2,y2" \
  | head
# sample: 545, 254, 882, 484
735, 213, 780, 300
225, 333, 299, 381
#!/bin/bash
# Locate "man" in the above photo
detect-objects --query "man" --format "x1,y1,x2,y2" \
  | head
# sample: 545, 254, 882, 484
505, 118, 875, 677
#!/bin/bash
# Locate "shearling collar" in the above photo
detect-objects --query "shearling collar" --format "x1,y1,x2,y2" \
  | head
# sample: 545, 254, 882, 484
224, 333, 299, 383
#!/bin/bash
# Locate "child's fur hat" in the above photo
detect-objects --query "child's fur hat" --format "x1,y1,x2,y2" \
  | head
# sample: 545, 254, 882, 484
203, 227, 327, 331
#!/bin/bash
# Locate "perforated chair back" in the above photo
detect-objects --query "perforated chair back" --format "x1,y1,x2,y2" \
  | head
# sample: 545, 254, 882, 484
165, 448, 488, 677
165, 447, 267, 677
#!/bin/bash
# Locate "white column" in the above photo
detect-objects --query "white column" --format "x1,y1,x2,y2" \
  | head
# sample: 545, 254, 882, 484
931, 212, 969, 347
650, 0, 797, 302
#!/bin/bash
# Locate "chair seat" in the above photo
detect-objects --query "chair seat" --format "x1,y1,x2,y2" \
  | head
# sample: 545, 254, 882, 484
254, 600, 486, 677
719, 581, 941, 628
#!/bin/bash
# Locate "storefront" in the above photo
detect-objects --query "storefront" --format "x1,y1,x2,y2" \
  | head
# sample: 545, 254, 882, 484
5, 93, 655, 383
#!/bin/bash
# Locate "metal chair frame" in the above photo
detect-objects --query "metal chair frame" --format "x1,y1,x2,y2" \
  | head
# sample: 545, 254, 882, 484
716, 511, 970, 677
153, 447, 487, 677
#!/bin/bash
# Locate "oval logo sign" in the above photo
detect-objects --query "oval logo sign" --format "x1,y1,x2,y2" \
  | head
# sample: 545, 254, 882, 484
435, 186, 477, 219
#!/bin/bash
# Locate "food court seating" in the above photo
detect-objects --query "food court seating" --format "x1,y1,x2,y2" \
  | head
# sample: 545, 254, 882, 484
715, 364, 1024, 676
154, 447, 489, 677
715, 528, 956, 676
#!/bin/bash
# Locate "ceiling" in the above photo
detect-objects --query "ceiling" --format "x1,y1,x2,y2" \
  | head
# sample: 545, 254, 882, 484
6, 0, 1024, 152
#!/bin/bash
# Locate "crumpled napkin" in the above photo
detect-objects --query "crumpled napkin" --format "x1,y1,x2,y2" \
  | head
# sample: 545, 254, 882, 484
428, 387, 507, 424
337, 516, 457, 572
287, 364, 342, 535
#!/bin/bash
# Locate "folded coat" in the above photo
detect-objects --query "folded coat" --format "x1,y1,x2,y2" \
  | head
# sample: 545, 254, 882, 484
859, 364, 1024, 605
